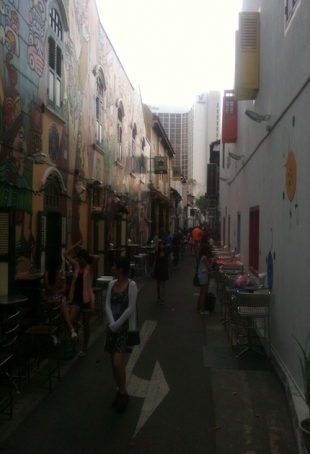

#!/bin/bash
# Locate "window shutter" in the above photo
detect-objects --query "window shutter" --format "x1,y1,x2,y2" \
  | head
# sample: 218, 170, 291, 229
56, 44, 62, 77
49, 36, 55, 69
0, 212, 9, 255
0, 207, 15, 296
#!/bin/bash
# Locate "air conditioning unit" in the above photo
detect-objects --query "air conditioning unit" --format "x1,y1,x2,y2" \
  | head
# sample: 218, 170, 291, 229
234, 12, 260, 101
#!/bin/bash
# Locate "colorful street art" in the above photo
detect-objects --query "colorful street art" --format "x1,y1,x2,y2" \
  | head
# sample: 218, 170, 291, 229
0, 0, 150, 276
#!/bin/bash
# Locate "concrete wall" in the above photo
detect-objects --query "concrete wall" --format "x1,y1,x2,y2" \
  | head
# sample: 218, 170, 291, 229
193, 91, 220, 194
219, 0, 310, 424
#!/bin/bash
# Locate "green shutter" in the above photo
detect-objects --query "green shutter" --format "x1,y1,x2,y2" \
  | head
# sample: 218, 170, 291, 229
0, 207, 16, 296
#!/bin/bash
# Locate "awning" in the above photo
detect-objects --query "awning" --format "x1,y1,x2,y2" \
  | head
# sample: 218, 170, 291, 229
148, 184, 172, 205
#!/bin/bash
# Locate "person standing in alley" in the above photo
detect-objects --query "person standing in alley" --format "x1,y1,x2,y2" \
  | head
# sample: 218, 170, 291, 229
64, 240, 99, 357
43, 254, 78, 344
152, 239, 170, 303
196, 244, 215, 315
104, 256, 138, 412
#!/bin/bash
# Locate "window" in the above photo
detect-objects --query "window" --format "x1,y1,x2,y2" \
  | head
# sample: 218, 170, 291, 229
96, 77, 104, 144
48, 8, 63, 109
45, 177, 59, 209
249, 206, 259, 274
285, 0, 299, 27
131, 124, 137, 173
117, 108, 123, 161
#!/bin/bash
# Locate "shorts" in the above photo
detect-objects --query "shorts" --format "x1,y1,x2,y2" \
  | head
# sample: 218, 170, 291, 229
68, 300, 92, 312
198, 272, 208, 286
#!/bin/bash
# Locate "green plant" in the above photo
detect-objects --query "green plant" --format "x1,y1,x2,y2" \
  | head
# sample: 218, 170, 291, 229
293, 332, 310, 409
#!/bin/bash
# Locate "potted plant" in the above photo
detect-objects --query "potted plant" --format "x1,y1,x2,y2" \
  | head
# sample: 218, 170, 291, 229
293, 332, 310, 453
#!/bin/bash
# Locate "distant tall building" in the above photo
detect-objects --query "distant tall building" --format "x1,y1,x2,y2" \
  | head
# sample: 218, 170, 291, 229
149, 105, 193, 181
150, 91, 220, 196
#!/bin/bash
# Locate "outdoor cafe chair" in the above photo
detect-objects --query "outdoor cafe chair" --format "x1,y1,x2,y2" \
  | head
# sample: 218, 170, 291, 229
0, 310, 21, 419
24, 303, 61, 392
235, 292, 271, 359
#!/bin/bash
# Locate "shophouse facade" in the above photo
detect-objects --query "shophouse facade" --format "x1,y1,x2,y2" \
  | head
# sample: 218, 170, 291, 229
220, 0, 310, 441
143, 105, 175, 237
150, 93, 220, 230
0, 0, 151, 292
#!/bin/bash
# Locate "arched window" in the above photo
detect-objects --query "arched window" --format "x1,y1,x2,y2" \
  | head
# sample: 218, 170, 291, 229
131, 123, 137, 173
96, 76, 104, 144
45, 176, 60, 209
117, 108, 123, 161
48, 7, 63, 109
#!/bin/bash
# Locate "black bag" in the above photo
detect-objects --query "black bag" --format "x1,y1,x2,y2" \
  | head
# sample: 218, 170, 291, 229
128, 330, 140, 346
193, 272, 200, 287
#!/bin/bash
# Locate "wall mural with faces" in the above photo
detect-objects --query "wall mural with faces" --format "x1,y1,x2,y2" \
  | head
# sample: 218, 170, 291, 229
0, 0, 148, 266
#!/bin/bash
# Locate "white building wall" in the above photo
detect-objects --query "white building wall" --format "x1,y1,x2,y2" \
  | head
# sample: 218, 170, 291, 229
193, 91, 220, 196
219, 0, 310, 427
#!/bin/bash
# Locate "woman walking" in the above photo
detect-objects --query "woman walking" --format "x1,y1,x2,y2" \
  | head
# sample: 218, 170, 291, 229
152, 240, 170, 303
63, 240, 99, 357
196, 244, 215, 315
104, 256, 138, 412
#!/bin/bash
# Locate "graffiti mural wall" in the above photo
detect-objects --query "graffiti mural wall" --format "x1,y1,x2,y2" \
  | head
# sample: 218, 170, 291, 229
0, 0, 148, 275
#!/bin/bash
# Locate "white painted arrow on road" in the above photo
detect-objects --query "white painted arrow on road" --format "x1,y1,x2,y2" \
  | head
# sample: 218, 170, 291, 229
126, 320, 170, 437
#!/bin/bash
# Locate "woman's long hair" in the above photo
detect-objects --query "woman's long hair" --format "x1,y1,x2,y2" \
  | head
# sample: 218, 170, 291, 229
47, 254, 62, 286
156, 240, 167, 256
197, 244, 210, 262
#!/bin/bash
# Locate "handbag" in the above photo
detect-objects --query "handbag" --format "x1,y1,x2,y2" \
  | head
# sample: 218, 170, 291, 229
192, 272, 200, 287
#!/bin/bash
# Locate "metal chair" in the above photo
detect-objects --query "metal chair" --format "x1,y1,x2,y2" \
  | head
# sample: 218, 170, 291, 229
0, 311, 20, 419
235, 292, 271, 358
221, 275, 237, 332
24, 303, 61, 392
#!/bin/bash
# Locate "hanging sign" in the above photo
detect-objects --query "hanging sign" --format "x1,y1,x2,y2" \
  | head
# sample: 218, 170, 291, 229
154, 156, 167, 174
172, 166, 182, 180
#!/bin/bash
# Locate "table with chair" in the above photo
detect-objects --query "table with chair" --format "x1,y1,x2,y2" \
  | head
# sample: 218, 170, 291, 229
231, 290, 271, 359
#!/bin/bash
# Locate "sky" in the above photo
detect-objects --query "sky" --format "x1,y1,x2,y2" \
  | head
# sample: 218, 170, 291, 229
96, 0, 242, 107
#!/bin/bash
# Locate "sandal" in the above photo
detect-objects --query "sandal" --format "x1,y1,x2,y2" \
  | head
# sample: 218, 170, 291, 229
78, 349, 87, 358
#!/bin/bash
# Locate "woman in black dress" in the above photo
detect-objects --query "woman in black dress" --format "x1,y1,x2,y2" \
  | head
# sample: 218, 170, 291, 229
152, 240, 170, 304
104, 256, 138, 412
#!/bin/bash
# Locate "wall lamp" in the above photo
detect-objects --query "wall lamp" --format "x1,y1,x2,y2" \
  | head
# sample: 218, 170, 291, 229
32, 152, 47, 164
86, 178, 103, 188
75, 181, 85, 194
245, 110, 271, 123
228, 152, 244, 161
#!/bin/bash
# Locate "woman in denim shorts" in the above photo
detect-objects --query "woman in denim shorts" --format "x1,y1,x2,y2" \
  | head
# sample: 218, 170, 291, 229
64, 240, 99, 357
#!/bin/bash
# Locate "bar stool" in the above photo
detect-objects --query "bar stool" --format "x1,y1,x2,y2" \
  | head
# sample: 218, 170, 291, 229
139, 253, 148, 274
133, 255, 144, 277
92, 287, 103, 323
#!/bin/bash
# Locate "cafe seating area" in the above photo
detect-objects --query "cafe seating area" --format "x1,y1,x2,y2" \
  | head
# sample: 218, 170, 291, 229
213, 247, 271, 360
